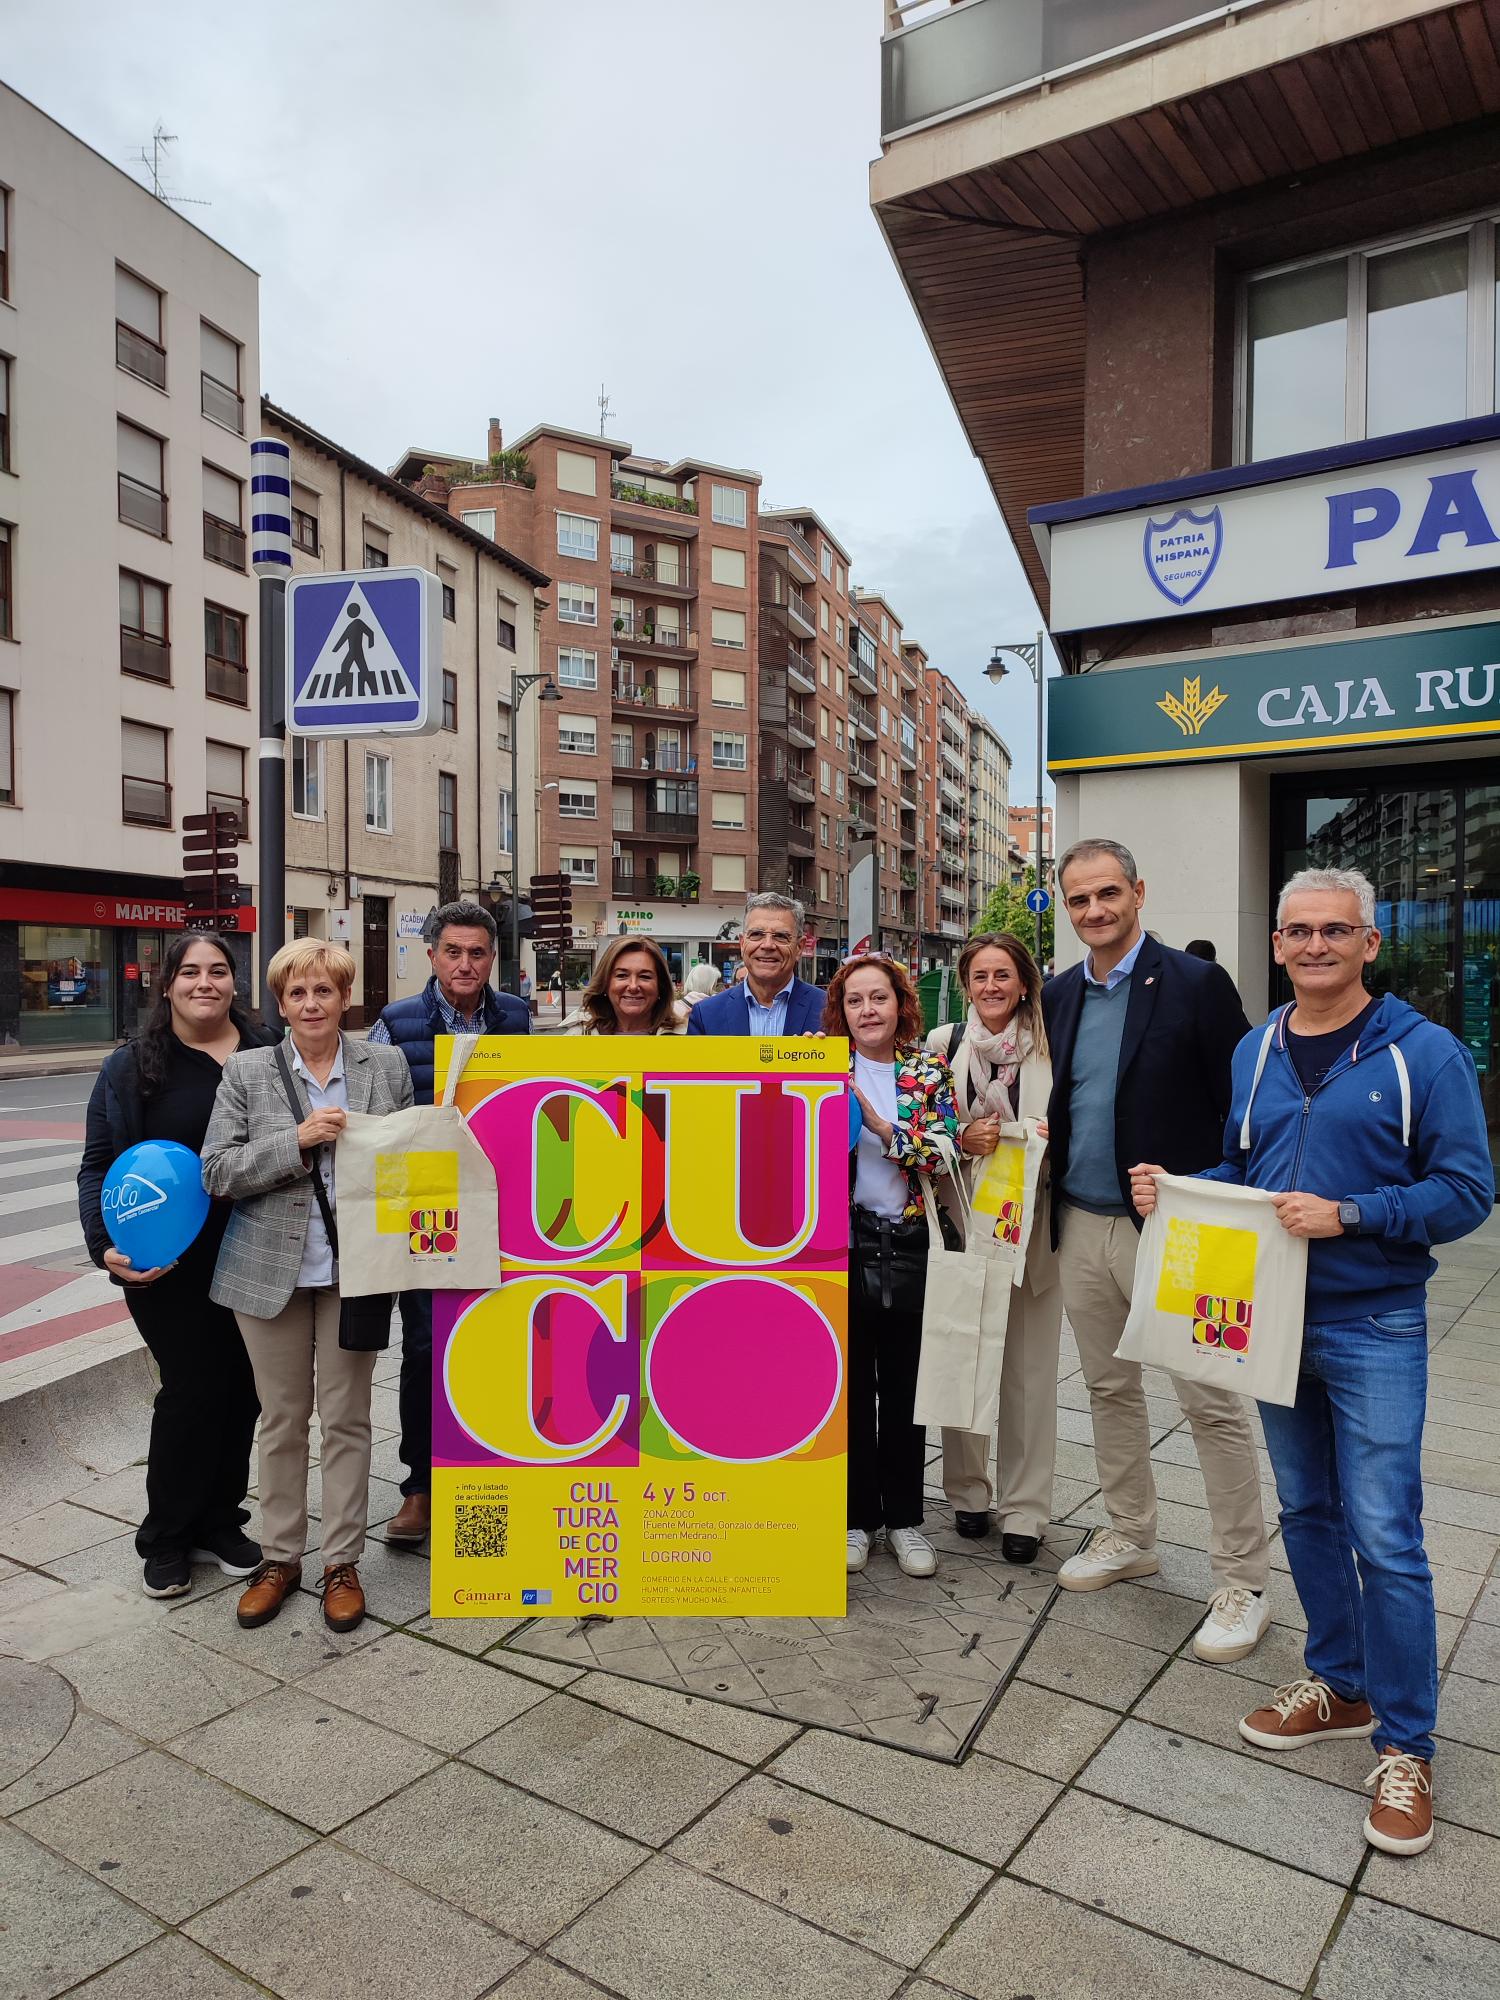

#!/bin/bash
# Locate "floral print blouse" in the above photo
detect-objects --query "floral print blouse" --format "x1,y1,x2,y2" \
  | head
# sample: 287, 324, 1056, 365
852, 1043, 959, 1221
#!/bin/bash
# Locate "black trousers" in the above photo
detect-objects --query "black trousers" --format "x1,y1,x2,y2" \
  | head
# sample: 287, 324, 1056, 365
126, 1263, 258, 1558
397, 1288, 432, 1496
847, 1273, 927, 1534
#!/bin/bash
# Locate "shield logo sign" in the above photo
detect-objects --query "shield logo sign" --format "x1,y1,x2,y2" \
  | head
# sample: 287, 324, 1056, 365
1142, 506, 1224, 607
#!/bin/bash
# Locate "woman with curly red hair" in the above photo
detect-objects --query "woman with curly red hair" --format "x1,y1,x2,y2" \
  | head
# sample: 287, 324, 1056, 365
824, 953, 957, 1579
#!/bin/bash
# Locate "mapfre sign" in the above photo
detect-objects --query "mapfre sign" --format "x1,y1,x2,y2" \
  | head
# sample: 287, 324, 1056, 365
1033, 422, 1500, 634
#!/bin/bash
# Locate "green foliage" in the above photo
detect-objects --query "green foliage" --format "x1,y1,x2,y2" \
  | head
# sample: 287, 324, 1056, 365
971, 866, 1053, 964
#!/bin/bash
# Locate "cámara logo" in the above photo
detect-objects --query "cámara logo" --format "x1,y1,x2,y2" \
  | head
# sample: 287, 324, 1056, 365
1157, 675, 1229, 738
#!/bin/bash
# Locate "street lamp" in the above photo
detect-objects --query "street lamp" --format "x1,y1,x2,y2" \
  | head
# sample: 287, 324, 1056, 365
508, 670, 562, 997
985, 632, 1048, 964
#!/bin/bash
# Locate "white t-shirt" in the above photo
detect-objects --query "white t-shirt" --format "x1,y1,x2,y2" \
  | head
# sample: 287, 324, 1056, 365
852, 1052, 909, 1221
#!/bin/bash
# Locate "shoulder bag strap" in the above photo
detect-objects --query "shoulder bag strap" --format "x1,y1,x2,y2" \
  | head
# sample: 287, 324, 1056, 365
273, 1041, 339, 1257
441, 1032, 481, 1109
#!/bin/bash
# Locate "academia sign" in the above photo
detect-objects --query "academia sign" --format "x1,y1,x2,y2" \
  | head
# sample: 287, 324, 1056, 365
1033, 422, 1500, 634
1048, 618, 1500, 773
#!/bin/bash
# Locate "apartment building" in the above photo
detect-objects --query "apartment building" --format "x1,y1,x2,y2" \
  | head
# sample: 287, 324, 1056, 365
852, 592, 921, 966
0, 84, 258, 1048
1007, 803, 1052, 885
267, 405, 546, 1024
875, 0, 1500, 1175
968, 712, 1012, 930
398, 424, 760, 986
925, 666, 971, 960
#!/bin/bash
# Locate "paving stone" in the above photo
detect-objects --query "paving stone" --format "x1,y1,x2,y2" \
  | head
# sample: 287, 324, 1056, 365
1077, 1718, 1368, 1881
405, 1611, 532, 1656
1452, 1618, 1500, 1682
294, 1630, 549, 1751
925, 1875, 1288, 2000
1135, 1659, 1376, 1793
62, 1932, 264, 1996
1439, 1671, 1500, 1753
58, 1464, 149, 1526
1012, 1791, 1345, 1986
0, 1501, 140, 1567
0, 1655, 74, 1794
50, 1626, 277, 1741
170, 1684, 441, 1833
1311, 1895, 1500, 1998
1432, 1736, 1500, 1837
0, 1698, 142, 1815
165, 1578, 385, 1679
0, 1817, 160, 1999
566, 1669, 801, 1763
342, 1759, 644, 1946
768, 1722, 1055, 1865
1047, 1577, 1206, 1651
1017, 1616, 1169, 1710
45, 1530, 234, 1602
1475, 1578, 1500, 1624
550, 1853, 904, 2000
493, 1961, 609, 2000
490, 1649, 585, 1689
183, 1839, 524, 2000
16, 1748, 312, 1923
467, 1691, 743, 1845
971, 1676, 1119, 1779
1361, 1818, 1500, 1940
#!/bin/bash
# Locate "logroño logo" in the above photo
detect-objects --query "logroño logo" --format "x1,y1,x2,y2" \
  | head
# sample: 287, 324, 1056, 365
1143, 506, 1223, 606
1157, 675, 1229, 737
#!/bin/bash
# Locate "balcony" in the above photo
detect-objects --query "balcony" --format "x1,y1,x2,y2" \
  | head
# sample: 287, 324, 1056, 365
117, 323, 166, 389
849, 653, 877, 696
201, 372, 244, 433
899, 827, 917, 853
786, 768, 815, 805
938, 919, 966, 941
612, 616, 696, 657
786, 652, 816, 694
898, 735, 917, 770
643, 808, 699, 840
611, 480, 699, 529
120, 627, 170, 684
900, 781, 918, 810
787, 821, 815, 856
784, 588, 816, 637
611, 676, 697, 720
760, 515, 819, 580
609, 553, 694, 595
206, 653, 248, 705
203, 514, 246, 571
786, 712, 816, 751
612, 867, 700, 902
939, 732, 964, 769
850, 751, 877, 790
122, 775, 171, 827
614, 751, 698, 778
119, 474, 166, 537
940, 774, 964, 808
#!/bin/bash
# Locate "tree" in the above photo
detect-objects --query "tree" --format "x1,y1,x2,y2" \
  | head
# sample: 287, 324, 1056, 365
971, 866, 1053, 965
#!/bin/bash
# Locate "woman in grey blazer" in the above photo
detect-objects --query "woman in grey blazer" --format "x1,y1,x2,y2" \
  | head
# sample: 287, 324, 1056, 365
202, 940, 413, 1635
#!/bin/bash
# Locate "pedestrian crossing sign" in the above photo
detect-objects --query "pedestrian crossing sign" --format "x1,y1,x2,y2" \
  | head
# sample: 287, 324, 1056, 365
285, 566, 443, 737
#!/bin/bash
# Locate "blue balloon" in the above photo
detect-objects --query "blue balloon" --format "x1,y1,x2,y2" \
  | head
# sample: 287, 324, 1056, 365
101, 1141, 211, 1271
849, 1091, 863, 1151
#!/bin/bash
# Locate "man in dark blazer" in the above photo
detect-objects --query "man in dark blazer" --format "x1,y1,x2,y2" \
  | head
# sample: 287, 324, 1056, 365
1042, 837, 1271, 1665
686, 893, 823, 1036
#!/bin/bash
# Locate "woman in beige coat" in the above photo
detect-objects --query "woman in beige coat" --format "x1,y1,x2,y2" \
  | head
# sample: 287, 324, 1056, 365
924, 931, 1061, 1564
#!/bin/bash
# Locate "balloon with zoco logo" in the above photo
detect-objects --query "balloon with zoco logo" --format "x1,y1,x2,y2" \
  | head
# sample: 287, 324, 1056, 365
101, 1141, 211, 1269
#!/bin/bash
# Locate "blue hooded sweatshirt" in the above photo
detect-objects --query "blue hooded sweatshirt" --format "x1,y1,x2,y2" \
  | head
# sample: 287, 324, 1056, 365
1201, 993, 1494, 1322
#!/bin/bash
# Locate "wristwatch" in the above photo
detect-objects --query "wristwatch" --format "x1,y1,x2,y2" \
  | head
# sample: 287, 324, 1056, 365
1337, 1199, 1362, 1234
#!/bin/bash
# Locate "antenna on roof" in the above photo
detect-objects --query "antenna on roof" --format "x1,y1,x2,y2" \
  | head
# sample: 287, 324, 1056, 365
129, 124, 211, 207
598, 383, 614, 438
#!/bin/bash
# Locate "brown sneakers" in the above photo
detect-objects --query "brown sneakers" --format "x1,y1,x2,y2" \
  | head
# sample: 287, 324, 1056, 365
385, 1492, 431, 1544
1364, 1748, 1435, 1855
1238, 1677, 1376, 1750
237, 1561, 302, 1629
321, 1562, 366, 1632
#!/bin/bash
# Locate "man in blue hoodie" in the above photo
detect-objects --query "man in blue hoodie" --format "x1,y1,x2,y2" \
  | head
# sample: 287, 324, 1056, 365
1133, 866, 1493, 1859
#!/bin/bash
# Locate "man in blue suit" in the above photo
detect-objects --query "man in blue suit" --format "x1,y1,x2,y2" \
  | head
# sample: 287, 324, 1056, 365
686, 893, 823, 1035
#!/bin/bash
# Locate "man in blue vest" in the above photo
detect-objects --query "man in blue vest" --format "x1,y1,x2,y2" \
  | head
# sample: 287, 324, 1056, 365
368, 899, 528, 1542
685, 893, 823, 1036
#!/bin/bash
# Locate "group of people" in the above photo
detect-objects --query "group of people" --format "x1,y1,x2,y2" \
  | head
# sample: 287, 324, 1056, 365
77, 852, 1493, 1860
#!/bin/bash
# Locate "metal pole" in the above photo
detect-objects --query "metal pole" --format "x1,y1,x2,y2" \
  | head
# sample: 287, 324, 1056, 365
510, 670, 522, 998
1033, 637, 1044, 966
257, 575, 286, 1000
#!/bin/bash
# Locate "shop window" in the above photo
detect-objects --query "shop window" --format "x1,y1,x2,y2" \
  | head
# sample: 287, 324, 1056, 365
20, 923, 112, 1046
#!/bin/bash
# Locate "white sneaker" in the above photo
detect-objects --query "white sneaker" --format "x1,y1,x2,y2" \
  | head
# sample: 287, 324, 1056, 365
887, 1527, 937, 1578
1057, 1527, 1160, 1592
846, 1529, 870, 1573
1192, 1585, 1271, 1663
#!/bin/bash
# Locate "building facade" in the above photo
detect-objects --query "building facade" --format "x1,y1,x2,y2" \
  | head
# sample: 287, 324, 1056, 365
875, 0, 1500, 1177
0, 84, 260, 1046
968, 712, 1012, 929
1007, 803, 1052, 885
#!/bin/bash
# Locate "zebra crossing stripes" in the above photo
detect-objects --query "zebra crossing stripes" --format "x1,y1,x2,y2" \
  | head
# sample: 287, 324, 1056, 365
299, 659, 417, 703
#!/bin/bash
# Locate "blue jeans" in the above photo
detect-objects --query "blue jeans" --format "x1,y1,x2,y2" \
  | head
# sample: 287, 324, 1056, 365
1258, 1307, 1436, 1761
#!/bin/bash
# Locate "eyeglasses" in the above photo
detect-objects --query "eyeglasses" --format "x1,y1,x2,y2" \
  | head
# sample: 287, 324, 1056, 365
1277, 923, 1369, 945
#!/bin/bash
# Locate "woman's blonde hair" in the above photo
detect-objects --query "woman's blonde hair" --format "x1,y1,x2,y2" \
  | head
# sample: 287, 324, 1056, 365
265, 939, 357, 1003
577, 935, 678, 1034
957, 931, 1049, 1057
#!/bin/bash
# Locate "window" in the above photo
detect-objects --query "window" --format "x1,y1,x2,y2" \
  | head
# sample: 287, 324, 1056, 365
558, 582, 597, 625
712, 853, 746, 894
711, 731, 746, 769
0, 186, 8, 301
835, 768, 845, 800
835, 666, 844, 697
0, 353, 8, 471
557, 511, 599, 561
202, 463, 245, 570
820, 600, 829, 632
118, 420, 166, 536
820, 707, 829, 739
291, 736, 323, 818
711, 668, 746, 708
836, 562, 846, 595
497, 596, 517, 649
292, 506, 319, 554
206, 740, 246, 831
881, 614, 890, 643
438, 770, 458, 851
710, 608, 746, 649
559, 779, 597, 818
122, 720, 170, 825
820, 868, 831, 902
820, 814, 829, 847
363, 531, 390, 568
461, 507, 496, 538
710, 546, 746, 588
115, 267, 165, 387
611, 727, 632, 767
442, 582, 456, 621
204, 602, 247, 703
0, 688, 11, 802
365, 750, 392, 832
711, 484, 746, 528
820, 654, 829, 685
442, 670, 459, 731
119, 570, 169, 682
820, 759, 831, 795
560, 846, 598, 883
200, 323, 244, 432
880, 705, 889, 735
557, 449, 597, 496
558, 713, 597, 755
557, 646, 597, 689
0, 521, 11, 639
835, 719, 844, 750
836, 616, 844, 646
821, 544, 833, 580
711, 791, 745, 829
497, 788, 513, 856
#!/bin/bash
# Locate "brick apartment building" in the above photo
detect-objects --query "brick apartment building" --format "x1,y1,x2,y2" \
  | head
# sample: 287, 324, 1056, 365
1007, 803, 1052, 883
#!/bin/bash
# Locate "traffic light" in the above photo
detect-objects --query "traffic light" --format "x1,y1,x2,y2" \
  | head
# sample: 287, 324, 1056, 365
182, 809, 242, 932
528, 873, 573, 946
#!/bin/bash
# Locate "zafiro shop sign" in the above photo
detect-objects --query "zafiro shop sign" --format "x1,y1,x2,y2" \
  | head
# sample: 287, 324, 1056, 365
1048, 618, 1500, 773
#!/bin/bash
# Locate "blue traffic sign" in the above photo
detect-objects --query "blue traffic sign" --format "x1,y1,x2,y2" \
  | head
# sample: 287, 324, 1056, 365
1025, 887, 1051, 914
285, 567, 442, 738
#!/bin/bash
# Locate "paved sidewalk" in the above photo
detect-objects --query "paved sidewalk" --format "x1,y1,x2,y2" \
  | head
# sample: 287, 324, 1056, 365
1, 1218, 1498, 1999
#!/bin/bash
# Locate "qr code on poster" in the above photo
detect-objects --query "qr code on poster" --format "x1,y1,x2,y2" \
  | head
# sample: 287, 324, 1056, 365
453, 1502, 508, 1559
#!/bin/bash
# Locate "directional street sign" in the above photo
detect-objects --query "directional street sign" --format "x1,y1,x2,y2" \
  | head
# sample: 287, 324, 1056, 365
285, 567, 443, 739
1025, 887, 1051, 915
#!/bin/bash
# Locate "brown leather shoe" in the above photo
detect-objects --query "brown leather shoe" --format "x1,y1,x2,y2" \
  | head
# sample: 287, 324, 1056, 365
385, 1492, 431, 1544
237, 1561, 302, 1629
1364, 1747, 1434, 1855
1238, 1677, 1376, 1751
321, 1562, 365, 1632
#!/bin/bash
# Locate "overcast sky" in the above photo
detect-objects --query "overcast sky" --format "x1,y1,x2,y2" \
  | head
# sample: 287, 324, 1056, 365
5, 0, 1052, 799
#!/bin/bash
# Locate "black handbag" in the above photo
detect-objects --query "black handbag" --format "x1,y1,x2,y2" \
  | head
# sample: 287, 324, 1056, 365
273, 1042, 395, 1352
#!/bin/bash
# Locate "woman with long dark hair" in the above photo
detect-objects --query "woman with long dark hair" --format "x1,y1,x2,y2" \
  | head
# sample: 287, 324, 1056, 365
562, 935, 689, 1034
77, 932, 276, 1599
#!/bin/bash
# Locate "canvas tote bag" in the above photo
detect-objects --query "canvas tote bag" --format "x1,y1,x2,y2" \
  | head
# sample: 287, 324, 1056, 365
333, 1033, 500, 1296
970, 1118, 1048, 1280
1116, 1172, 1308, 1408
914, 1144, 1014, 1434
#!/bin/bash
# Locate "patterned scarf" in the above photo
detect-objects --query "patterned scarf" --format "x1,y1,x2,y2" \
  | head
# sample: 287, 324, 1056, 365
954, 1004, 1031, 1123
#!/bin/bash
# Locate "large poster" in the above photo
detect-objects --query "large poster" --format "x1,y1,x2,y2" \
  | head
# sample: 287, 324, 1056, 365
431, 1037, 849, 1620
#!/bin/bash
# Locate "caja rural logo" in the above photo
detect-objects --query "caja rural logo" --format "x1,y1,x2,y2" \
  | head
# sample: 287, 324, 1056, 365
1157, 675, 1229, 738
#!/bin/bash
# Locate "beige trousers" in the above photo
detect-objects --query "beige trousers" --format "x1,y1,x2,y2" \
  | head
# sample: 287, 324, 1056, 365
941, 1263, 1063, 1538
235, 1288, 377, 1569
1058, 1205, 1269, 1591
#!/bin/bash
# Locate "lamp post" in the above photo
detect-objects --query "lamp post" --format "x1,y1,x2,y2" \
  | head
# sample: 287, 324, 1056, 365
508, 670, 561, 997
985, 632, 1047, 964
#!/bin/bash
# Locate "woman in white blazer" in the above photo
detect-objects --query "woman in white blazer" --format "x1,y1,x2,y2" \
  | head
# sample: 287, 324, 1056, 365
924, 931, 1061, 1564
